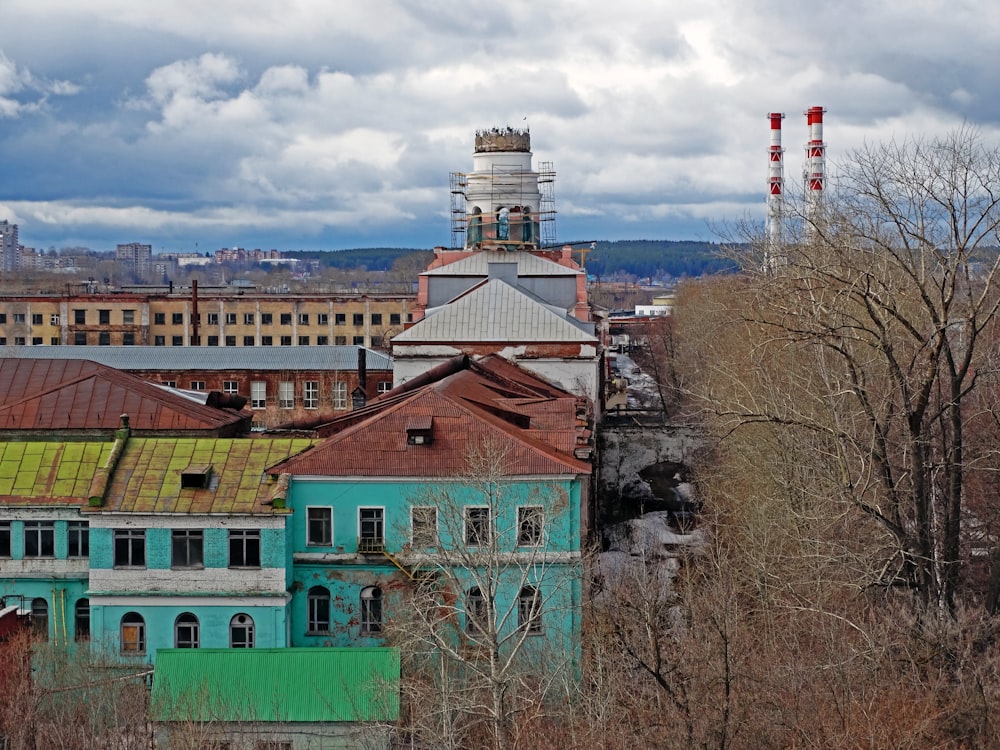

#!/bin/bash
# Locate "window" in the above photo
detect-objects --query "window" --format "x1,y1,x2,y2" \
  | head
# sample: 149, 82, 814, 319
317, 335, 329, 345
31, 598, 48, 640
223, 381, 239, 394
466, 587, 487, 635
280, 313, 292, 325
230, 614, 255, 648
0, 313, 6, 323
308, 586, 331, 633
335, 313, 346, 325
229, 529, 261, 568
304, 381, 319, 409
98, 332, 111, 346
74, 332, 88, 345
353, 313, 364, 326
75, 598, 90, 641
154, 335, 166, 346
244, 313, 255, 325
172, 529, 204, 569
123, 309, 135, 324
280, 335, 292, 346
307, 507, 332, 546
31, 337, 42, 346
225, 313, 237, 325
371, 336, 383, 348
244, 335, 256, 346
114, 529, 146, 568
207, 312, 219, 325
332, 381, 348, 409
154, 312, 165, 325
123, 332, 135, 345
371, 313, 382, 326
190, 381, 205, 390
359, 508, 384, 552
518, 586, 542, 634
99, 309, 110, 325
12, 312, 25, 324
68, 521, 89, 558
225, 335, 237, 346
206, 335, 218, 346
74, 309, 86, 324
14, 337, 25, 346
175, 613, 200, 648
251, 381, 266, 409
50, 337, 60, 346
298, 335, 310, 345
360, 586, 383, 635
377, 381, 392, 394
172, 312, 183, 325
465, 507, 491, 546
279, 381, 294, 408
162, 380, 177, 388
121, 612, 146, 653
172, 335, 183, 346
334, 335, 347, 345
24, 521, 55, 557
0, 338, 6, 345
353, 336, 364, 345
390, 313, 401, 326
261, 336, 273, 346
50, 314, 60, 325
411, 507, 437, 547
318, 313, 329, 325
31, 313, 43, 325
0, 521, 9, 557
517, 506, 544, 547
256, 742, 291, 750
261, 313, 273, 325
298, 313, 309, 325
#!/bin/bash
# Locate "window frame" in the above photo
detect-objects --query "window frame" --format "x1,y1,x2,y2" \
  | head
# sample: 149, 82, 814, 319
466, 587, 488, 635
358, 507, 385, 552
278, 380, 295, 409
0, 520, 10, 557
464, 506, 492, 547
229, 529, 261, 568
171, 529, 205, 569
230, 613, 255, 648
518, 586, 543, 634
67, 521, 89, 558
304, 381, 319, 409
411, 506, 438, 547
332, 381, 348, 409
250, 381, 266, 409
360, 586, 383, 635
23, 520, 55, 558
306, 506, 333, 547
307, 586, 331, 634
517, 506, 544, 547
222, 380, 239, 395
120, 612, 146, 654
174, 612, 200, 648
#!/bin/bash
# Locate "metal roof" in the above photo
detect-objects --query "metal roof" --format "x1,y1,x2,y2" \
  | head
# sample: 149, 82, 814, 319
0, 359, 248, 434
1, 345, 392, 371
151, 648, 400, 723
422, 250, 582, 277
0, 441, 113, 505
392, 280, 597, 344
98, 436, 318, 514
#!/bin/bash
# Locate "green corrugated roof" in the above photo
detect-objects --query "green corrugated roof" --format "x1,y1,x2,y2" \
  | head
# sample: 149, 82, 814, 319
0, 441, 114, 503
151, 648, 399, 724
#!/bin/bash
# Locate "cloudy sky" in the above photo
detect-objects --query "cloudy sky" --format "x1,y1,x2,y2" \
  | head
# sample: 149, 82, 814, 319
0, 1, 995, 253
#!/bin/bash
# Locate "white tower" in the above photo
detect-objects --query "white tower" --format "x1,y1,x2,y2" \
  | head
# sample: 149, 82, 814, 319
767, 112, 785, 249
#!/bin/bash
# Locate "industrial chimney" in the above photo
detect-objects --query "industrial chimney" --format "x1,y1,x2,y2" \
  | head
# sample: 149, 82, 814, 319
767, 112, 785, 249
804, 106, 826, 219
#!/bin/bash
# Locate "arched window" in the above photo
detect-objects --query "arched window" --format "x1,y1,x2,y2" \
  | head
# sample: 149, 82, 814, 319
466, 587, 487, 636
175, 613, 199, 648
75, 598, 90, 641
360, 586, 383, 635
30, 598, 48, 640
230, 613, 255, 648
308, 586, 331, 634
121, 612, 145, 654
518, 586, 542, 634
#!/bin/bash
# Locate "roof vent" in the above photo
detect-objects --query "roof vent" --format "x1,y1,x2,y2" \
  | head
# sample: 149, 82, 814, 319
406, 416, 434, 446
180, 464, 214, 489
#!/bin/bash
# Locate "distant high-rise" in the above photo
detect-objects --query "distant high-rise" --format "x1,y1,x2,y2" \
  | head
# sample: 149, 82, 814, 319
116, 242, 153, 276
0, 221, 19, 272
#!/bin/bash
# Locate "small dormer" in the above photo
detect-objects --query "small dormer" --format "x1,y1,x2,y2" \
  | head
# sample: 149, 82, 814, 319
180, 464, 214, 489
406, 416, 434, 446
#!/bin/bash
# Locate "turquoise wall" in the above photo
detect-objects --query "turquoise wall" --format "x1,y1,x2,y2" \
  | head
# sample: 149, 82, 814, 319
88, 527, 286, 569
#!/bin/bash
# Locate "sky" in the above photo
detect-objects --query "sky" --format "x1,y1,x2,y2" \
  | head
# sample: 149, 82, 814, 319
0, 1, 997, 254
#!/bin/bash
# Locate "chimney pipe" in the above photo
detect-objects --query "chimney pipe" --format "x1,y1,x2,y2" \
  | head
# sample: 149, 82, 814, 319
804, 106, 826, 215
767, 112, 785, 249
357, 347, 367, 392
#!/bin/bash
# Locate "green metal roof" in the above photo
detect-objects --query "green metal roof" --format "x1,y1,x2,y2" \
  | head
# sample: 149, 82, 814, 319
0, 441, 113, 504
151, 648, 400, 723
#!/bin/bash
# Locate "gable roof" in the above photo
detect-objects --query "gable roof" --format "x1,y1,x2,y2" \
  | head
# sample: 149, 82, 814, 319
0, 441, 114, 506
0, 359, 248, 435
422, 250, 582, 277
97, 437, 318, 514
272, 357, 591, 478
151, 648, 399, 723
392, 279, 596, 344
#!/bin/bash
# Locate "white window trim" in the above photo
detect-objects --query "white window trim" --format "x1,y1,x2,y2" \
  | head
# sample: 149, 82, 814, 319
516, 505, 545, 547
306, 506, 333, 547
410, 506, 438, 547
464, 506, 491, 547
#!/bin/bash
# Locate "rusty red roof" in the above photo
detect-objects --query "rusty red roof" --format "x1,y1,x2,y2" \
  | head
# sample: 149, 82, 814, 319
0, 359, 249, 436
272, 356, 591, 478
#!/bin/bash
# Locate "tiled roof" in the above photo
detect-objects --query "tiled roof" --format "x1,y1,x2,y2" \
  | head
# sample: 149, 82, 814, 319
273, 358, 590, 478
0, 359, 247, 434
392, 280, 597, 344
2, 345, 392, 371
98, 437, 318, 514
0, 441, 113, 505
422, 250, 582, 277
151, 648, 400, 723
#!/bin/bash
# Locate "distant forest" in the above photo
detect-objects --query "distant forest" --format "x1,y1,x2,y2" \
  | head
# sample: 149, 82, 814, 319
289, 240, 734, 280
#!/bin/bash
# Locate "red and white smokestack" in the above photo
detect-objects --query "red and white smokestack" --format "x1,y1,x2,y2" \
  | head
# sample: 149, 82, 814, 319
805, 106, 826, 214
767, 112, 785, 247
